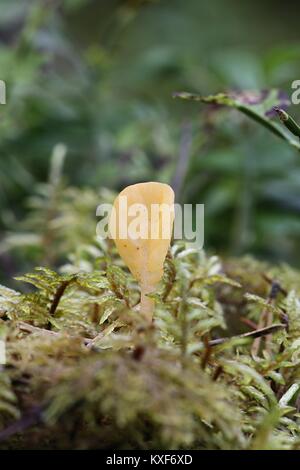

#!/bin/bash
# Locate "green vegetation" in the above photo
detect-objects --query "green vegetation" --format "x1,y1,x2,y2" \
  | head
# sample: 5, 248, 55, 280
1, 0, 300, 450
1, 236, 300, 449
1, 0, 300, 270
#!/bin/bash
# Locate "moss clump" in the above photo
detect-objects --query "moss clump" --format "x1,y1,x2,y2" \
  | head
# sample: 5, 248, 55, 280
1, 242, 300, 450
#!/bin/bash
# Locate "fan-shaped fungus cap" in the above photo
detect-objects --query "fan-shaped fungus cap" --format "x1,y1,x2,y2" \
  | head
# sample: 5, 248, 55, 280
109, 182, 175, 321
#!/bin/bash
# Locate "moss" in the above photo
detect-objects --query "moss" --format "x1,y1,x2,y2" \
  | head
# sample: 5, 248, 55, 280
0, 243, 300, 449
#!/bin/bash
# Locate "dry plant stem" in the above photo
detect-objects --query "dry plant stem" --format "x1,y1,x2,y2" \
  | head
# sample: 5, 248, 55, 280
17, 320, 285, 359
49, 280, 73, 316
18, 321, 61, 337
17, 321, 90, 345
46, 278, 75, 330
210, 323, 285, 347
18, 320, 137, 350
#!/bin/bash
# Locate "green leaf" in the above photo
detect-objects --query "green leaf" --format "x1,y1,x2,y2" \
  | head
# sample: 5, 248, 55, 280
223, 360, 277, 405
174, 90, 300, 151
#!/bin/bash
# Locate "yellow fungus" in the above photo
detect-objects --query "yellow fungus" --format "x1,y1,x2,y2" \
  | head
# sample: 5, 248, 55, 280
109, 182, 175, 321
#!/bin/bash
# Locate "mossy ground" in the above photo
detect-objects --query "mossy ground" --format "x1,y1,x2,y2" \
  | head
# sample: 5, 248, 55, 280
1, 244, 300, 449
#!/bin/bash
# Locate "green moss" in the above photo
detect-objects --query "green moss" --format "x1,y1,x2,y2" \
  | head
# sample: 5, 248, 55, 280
1, 243, 300, 449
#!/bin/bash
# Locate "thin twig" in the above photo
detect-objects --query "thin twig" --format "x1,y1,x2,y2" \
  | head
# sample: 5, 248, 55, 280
46, 278, 76, 329
49, 280, 73, 316
17, 321, 90, 345
208, 323, 286, 347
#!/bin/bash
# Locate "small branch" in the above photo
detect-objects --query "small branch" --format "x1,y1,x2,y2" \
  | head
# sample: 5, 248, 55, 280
17, 321, 122, 350
208, 323, 286, 347
18, 321, 59, 336
49, 280, 73, 316
17, 321, 90, 345
47, 278, 75, 329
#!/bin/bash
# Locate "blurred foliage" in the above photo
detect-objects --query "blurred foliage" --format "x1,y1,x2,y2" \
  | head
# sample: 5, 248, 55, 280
1, 0, 300, 277
0, 144, 116, 280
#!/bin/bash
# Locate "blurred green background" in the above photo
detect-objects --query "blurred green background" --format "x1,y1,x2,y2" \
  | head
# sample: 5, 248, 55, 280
1, 0, 300, 281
